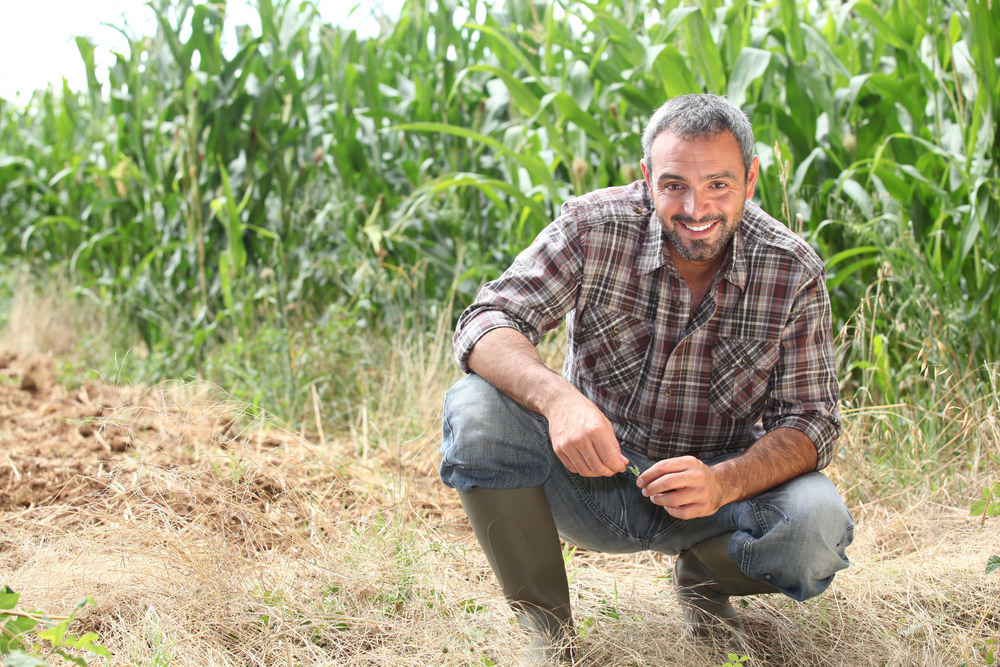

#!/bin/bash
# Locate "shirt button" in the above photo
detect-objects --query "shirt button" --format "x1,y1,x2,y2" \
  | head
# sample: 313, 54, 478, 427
662, 387, 672, 397
613, 325, 621, 335
633, 205, 643, 214
674, 300, 683, 308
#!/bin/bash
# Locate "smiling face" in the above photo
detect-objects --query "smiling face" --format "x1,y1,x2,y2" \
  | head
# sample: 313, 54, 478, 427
641, 129, 759, 276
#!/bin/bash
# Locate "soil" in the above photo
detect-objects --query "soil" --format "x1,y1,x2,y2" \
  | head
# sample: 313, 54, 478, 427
0, 351, 149, 512
0, 350, 457, 535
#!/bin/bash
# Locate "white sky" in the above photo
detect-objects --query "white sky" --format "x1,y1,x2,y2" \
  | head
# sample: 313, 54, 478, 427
0, 0, 401, 103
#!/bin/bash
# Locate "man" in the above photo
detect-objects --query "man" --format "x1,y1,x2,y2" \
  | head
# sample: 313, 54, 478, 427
440, 94, 853, 659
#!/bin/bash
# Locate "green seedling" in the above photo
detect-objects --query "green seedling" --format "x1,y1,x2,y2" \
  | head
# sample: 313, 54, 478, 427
627, 463, 641, 477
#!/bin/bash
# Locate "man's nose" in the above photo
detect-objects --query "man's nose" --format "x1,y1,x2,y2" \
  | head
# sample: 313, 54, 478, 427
681, 190, 708, 218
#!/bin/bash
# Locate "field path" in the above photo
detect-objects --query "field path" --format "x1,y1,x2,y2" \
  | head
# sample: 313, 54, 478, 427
1, 352, 997, 666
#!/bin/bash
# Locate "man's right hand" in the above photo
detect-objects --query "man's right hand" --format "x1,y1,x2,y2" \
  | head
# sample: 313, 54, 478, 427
543, 386, 629, 477
467, 327, 628, 478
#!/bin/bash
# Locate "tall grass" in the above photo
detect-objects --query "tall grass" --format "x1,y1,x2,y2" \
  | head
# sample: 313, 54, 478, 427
0, 0, 997, 430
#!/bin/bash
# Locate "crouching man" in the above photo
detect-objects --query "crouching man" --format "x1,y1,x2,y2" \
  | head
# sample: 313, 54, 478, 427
440, 94, 854, 661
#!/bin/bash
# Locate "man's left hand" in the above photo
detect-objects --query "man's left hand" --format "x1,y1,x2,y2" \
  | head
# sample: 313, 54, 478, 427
635, 456, 731, 519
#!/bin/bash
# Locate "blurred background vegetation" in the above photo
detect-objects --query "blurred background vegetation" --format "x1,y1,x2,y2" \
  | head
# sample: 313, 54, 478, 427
0, 0, 997, 460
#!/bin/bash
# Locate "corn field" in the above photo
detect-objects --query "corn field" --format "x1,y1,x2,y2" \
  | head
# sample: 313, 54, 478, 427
0, 0, 997, 421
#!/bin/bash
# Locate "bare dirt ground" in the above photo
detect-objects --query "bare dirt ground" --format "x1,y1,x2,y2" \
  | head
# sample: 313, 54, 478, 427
1, 351, 998, 666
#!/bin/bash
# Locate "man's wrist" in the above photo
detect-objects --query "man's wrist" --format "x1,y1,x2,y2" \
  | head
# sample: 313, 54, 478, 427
708, 458, 745, 507
530, 370, 577, 418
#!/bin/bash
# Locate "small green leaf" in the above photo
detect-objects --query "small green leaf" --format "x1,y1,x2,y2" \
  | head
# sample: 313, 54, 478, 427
460, 599, 485, 613
3, 650, 50, 667
0, 585, 20, 610
971, 499, 987, 515
4, 614, 39, 640
986, 555, 1000, 575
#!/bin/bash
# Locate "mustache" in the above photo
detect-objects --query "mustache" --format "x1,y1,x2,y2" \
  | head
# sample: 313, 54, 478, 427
670, 213, 726, 226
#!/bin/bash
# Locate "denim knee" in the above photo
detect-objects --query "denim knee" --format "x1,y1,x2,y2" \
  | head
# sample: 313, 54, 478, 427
440, 374, 554, 492
730, 472, 854, 601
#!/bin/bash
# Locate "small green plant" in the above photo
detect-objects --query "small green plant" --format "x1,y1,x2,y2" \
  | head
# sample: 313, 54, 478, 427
0, 585, 110, 666
715, 653, 750, 667
971, 482, 1000, 523
971, 482, 1000, 574
627, 463, 641, 477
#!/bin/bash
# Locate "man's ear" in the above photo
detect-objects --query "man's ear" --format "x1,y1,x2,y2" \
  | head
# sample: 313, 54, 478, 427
745, 155, 760, 200
640, 159, 650, 187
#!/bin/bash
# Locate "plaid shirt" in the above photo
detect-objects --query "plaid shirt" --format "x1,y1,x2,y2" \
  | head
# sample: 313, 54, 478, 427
454, 180, 841, 469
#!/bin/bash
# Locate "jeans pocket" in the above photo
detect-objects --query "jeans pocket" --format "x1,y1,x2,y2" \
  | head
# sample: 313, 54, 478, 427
746, 499, 790, 537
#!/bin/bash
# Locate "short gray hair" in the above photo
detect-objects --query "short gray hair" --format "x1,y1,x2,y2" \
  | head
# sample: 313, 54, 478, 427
641, 94, 755, 177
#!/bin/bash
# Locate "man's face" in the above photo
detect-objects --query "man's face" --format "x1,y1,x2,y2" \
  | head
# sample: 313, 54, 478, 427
641, 130, 759, 269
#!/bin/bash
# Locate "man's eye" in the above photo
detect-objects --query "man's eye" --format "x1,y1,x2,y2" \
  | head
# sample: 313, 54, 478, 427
664, 183, 684, 192
710, 182, 729, 189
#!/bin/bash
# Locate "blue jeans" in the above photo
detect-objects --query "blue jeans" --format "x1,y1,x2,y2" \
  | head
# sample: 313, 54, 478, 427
440, 374, 854, 602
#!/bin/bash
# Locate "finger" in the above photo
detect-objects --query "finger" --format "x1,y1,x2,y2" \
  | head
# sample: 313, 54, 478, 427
636, 456, 696, 487
593, 439, 628, 474
641, 470, 690, 497
662, 500, 712, 520
553, 444, 582, 475
576, 440, 620, 477
648, 487, 691, 508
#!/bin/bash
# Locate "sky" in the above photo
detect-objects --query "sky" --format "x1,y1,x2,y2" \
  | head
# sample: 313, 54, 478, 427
0, 0, 400, 103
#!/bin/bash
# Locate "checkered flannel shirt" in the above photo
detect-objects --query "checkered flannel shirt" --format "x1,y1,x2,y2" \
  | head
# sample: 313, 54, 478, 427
453, 180, 841, 468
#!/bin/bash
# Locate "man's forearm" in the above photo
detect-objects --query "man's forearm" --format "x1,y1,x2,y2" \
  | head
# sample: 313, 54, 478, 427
466, 327, 574, 416
711, 427, 818, 505
468, 327, 629, 478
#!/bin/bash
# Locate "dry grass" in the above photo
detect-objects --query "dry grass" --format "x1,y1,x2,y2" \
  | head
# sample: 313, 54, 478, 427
1, 316, 998, 665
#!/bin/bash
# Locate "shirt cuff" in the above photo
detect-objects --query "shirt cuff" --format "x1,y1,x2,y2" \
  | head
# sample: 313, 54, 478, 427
453, 309, 537, 373
768, 413, 841, 470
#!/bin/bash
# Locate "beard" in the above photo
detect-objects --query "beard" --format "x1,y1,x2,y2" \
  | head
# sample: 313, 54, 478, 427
660, 204, 743, 263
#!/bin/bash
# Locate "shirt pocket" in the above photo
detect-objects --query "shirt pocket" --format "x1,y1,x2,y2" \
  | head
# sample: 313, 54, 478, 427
709, 338, 779, 419
576, 308, 653, 396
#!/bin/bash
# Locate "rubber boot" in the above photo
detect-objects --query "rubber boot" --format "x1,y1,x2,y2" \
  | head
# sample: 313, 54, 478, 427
673, 532, 779, 636
459, 486, 575, 664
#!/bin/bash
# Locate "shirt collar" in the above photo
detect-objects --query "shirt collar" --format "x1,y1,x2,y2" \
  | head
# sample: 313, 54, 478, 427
723, 211, 749, 291
637, 210, 666, 275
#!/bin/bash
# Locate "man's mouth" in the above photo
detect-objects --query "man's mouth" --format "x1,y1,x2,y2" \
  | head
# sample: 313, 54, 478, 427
677, 216, 722, 233
682, 220, 716, 232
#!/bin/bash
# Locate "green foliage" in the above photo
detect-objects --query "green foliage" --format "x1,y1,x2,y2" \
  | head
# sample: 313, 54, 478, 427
971, 482, 1000, 521
0, 586, 110, 666
0, 0, 997, 429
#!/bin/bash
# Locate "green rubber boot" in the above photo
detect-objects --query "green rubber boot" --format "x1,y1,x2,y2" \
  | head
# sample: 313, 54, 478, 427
673, 532, 780, 636
459, 486, 575, 664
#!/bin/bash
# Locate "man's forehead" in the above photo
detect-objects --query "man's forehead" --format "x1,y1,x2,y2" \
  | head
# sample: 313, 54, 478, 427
647, 129, 744, 173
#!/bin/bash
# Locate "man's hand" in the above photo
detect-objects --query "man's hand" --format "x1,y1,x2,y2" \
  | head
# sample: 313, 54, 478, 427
545, 388, 628, 477
635, 456, 730, 519
634, 428, 819, 519
466, 327, 627, 478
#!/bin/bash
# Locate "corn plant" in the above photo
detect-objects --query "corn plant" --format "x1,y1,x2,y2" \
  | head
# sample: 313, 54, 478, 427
0, 0, 997, 429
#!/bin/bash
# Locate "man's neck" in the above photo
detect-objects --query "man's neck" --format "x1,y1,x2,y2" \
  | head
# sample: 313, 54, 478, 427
669, 245, 727, 309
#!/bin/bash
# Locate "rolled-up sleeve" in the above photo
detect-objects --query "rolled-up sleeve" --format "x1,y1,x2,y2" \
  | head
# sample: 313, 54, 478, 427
763, 272, 842, 470
453, 212, 584, 372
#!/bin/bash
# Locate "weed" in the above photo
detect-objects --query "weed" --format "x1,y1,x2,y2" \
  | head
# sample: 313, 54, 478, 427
0, 586, 110, 666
